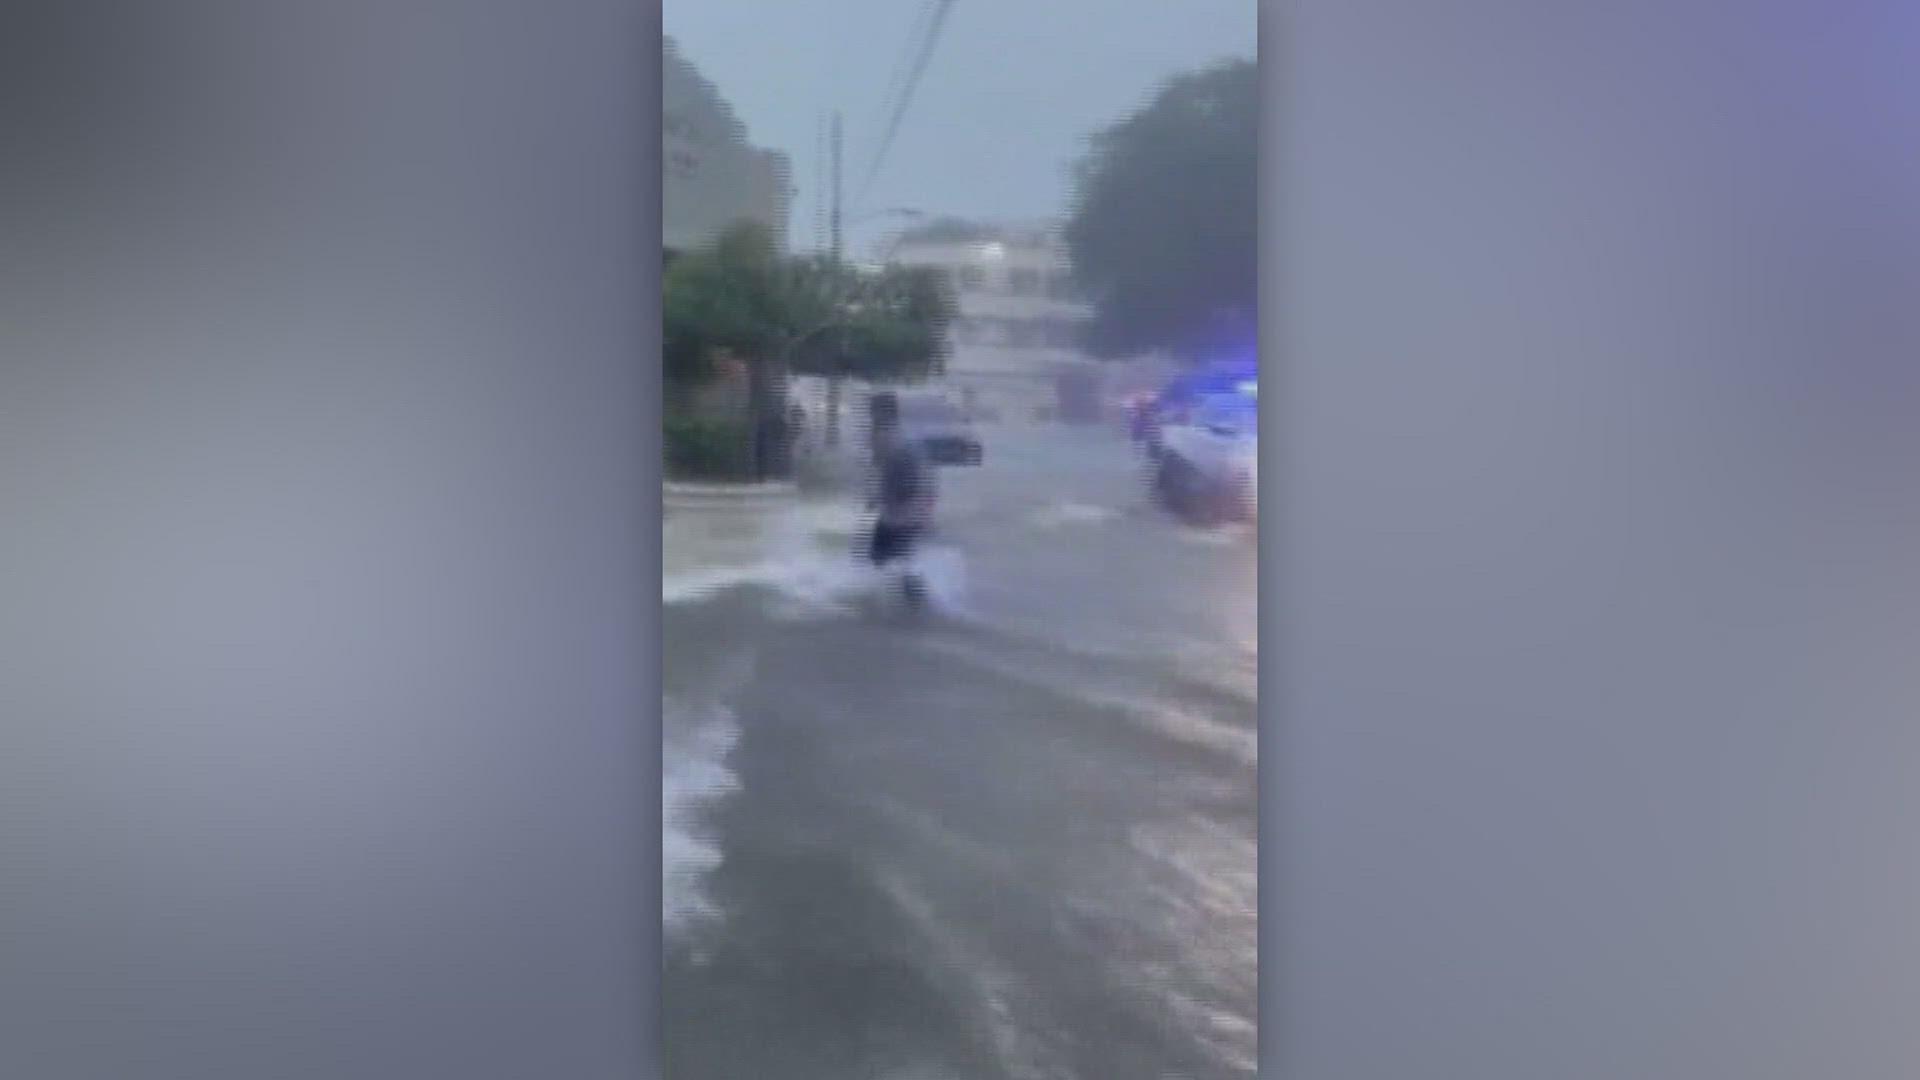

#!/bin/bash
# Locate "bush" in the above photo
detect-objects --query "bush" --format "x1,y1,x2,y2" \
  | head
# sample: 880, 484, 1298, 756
666, 414, 757, 481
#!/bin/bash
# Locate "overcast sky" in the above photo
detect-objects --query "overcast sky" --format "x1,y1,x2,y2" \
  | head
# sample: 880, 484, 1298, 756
665, 0, 1257, 256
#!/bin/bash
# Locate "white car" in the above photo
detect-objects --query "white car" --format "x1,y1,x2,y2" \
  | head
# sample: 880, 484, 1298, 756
1152, 397, 1257, 522
897, 393, 984, 466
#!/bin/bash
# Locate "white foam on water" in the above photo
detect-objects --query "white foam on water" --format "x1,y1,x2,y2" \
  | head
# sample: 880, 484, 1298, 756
904, 543, 973, 619
777, 499, 867, 536
1125, 817, 1259, 1075
1027, 501, 1119, 529
662, 699, 740, 933
920, 634, 1256, 769
1152, 705, 1260, 769
875, 870, 1061, 1079
661, 564, 767, 606
663, 500, 980, 623
662, 500, 872, 613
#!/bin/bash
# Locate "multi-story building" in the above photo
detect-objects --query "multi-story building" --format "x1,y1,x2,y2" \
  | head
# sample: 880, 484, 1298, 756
663, 37, 790, 256
883, 220, 1096, 416
663, 37, 795, 426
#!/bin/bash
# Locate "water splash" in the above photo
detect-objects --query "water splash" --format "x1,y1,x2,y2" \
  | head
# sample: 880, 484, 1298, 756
663, 697, 739, 933
903, 542, 973, 619
1027, 501, 1120, 529
663, 499, 976, 622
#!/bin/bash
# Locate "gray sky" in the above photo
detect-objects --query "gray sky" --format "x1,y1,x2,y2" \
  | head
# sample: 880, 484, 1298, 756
665, 0, 1257, 255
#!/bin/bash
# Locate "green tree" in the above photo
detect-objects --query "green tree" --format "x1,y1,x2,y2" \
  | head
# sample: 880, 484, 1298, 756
662, 221, 954, 468
662, 222, 829, 478
849, 265, 954, 382
663, 222, 821, 393
1065, 58, 1257, 361
794, 262, 955, 443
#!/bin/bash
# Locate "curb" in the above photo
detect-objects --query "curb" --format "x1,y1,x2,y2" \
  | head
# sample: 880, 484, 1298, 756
662, 480, 799, 512
663, 481, 797, 498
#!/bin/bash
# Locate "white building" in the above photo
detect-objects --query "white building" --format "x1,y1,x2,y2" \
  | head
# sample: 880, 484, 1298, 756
883, 221, 1096, 416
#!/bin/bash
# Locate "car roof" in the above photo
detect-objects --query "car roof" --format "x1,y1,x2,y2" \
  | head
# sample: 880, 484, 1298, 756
1163, 366, 1256, 401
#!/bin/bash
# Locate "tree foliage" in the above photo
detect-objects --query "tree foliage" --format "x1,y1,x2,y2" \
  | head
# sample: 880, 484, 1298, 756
664, 220, 954, 390
1065, 58, 1257, 360
662, 222, 828, 390
795, 263, 955, 385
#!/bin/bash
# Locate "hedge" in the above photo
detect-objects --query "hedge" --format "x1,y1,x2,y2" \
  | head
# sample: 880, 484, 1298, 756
665, 414, 757, 481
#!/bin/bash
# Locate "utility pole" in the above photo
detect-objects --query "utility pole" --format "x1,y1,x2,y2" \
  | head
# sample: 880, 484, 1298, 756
812, 114, 827, 252
824, 110, 848, 447
829, 111, 843, 262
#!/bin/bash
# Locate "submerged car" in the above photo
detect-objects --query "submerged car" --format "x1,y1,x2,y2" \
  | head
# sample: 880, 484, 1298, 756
898, 393, 984, 466
1153, 394, 1257, 523
1140, 361, 1257, 461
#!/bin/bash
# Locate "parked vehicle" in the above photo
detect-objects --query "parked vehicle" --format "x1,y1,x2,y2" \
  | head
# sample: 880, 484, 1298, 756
1151, 383, 1257, 523
1140, 360, 1256, 463
898, 393, 984, 466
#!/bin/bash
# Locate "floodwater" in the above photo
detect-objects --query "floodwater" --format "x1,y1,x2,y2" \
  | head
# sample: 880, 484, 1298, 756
663, 423, 1257, 1078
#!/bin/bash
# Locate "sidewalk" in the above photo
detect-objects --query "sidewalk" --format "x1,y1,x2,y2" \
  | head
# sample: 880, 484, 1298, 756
662, 437, 861, 506
663, 479, 798, 513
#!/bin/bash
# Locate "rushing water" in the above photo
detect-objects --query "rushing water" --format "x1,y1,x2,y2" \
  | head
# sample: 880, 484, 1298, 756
663, 426, 1256, 1078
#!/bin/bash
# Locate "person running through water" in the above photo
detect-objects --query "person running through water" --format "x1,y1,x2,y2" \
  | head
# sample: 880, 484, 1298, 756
864, 391, 936, 600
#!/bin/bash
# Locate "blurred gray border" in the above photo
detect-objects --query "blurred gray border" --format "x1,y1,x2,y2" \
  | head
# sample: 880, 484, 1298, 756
640, 3, 665, 1074
1255, 4, 1279, 1078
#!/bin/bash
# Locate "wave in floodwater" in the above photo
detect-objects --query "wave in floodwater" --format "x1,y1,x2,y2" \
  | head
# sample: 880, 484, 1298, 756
662, 502, 867, 611
663, 697, 739, 934
663, 504, 975, 622
1025, 501, 1121, 529
916, 630, 1257, 772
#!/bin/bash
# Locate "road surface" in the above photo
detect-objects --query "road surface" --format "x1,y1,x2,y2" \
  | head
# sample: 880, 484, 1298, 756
663, 422, 1257, 1079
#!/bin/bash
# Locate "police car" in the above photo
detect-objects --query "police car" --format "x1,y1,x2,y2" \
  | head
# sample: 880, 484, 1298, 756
1150, 376, 1257, 523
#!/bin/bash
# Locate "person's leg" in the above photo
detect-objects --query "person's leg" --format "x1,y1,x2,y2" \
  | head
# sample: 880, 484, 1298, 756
869, 522, 906, 566
894, 525, 927, 608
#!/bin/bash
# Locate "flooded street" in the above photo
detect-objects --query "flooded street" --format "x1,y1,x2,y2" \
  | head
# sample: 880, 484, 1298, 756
662, 423, 1256, 1078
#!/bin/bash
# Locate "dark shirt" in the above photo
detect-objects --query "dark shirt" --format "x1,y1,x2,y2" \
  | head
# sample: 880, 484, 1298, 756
873, 437, 933, 524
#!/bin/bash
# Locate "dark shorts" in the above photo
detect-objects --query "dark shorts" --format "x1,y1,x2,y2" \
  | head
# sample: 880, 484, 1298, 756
868, 521, 923, 566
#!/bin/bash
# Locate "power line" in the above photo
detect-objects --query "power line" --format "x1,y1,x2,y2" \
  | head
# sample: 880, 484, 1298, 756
859, 0, 957, 204
871, 0, 940, 148
852, 0, 938, 224
862, 0, 955, 200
